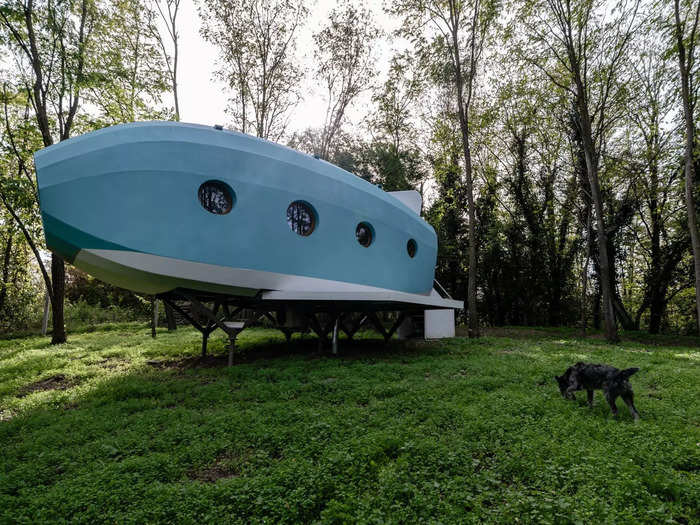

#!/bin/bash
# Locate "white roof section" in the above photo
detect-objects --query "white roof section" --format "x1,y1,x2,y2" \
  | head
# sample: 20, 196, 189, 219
262, 288, 463, 310
388, 190, 422, 215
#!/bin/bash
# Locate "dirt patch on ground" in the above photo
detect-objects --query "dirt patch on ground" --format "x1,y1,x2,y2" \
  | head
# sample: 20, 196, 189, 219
188, 450, 252, 482
16, 374, 79, 398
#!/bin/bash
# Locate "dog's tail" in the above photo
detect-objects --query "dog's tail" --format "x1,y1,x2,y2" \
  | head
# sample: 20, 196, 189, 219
617, 367, 640, 380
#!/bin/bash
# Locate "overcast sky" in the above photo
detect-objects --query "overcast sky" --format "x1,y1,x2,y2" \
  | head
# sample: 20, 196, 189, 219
175, 0, 401, 135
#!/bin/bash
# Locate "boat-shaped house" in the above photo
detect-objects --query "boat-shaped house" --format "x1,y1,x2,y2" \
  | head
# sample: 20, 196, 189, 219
35, 122, 461, 352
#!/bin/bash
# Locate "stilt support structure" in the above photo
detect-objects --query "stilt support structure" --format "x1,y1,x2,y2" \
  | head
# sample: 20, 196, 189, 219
160, 292, 248, 365
339, 314, 367, 340
157, 287, 450, 363
367, 312, 407, 343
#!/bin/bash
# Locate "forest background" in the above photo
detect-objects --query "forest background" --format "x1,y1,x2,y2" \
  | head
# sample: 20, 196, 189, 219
1, 0, 700, 342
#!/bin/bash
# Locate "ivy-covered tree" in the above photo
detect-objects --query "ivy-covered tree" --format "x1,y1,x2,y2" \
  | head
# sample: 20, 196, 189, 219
517, 0, 642, 341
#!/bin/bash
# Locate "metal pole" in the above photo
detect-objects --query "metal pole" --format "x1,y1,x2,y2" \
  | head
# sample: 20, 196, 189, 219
228, 336, 235, 366
332, 317, 339, 355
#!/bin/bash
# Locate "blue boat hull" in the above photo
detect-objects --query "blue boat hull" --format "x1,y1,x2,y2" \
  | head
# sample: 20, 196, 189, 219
35, 122, 438, 296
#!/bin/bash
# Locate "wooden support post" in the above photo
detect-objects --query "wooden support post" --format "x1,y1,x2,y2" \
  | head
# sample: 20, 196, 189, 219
164, 302, 177, 331
340, 314, 367, 340
367, 312, 389, 342
163, 294, 249, 365
281, 329, 293, 344
201, 330, 209, 357
307, 313, 328, 351
386, 312, 408, 341
162, 297, 204, 332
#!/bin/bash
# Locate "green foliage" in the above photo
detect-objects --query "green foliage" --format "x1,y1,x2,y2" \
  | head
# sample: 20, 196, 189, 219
65, 266, 150, 314
0, 262, 42, 333
0, 326, 698, 523
3, 0, 700, 339
312, 1, 381, 159
425, 117, 466, 299
363, 143, 425, 192
63, 299, 147, 328
86, 0, 173, 124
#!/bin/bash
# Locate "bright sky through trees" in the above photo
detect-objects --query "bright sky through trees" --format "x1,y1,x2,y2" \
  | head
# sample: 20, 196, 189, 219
175, 0, 398, 131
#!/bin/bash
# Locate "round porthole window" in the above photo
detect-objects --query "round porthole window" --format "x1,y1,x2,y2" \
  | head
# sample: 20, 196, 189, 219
407, 239, 417, 258
198, 180, 233, 215
356, 222, 373, 247
287, 201, 316, 236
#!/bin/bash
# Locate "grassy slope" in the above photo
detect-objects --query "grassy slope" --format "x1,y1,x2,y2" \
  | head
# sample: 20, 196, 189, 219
0, 325, 698, 524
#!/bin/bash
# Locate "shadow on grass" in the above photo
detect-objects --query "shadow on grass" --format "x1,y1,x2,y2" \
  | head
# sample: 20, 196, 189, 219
145, 334, 436, 370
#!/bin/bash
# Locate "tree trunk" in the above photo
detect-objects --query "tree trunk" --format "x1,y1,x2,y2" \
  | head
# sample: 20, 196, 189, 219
50, 255, 66, 344
576, 97, 618, 342
675, 0, 700, 334
608, 243, 635, 331
451, 12, 479, 338
580, 207, 592, 335
0, 233, 12, 313
464, 145, 479, 337
612, 294, 635, 331
648, 292, 665, 334
173, 35, 180, 121
593, 285, 601, 330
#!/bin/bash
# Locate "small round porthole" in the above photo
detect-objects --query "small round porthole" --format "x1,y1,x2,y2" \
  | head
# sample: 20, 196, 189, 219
407, 239, 417, 258
287, 201, 316, 236
356, 222, 373, 247
198, 180, 233, 215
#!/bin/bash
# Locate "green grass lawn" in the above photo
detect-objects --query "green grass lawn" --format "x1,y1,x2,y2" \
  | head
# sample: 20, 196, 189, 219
0, 325, 698, 524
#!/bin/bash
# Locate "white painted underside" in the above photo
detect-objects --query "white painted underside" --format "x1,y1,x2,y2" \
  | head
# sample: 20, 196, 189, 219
387, 190, 422, 215
262, 290, 463, 309
76, 249, 463, 309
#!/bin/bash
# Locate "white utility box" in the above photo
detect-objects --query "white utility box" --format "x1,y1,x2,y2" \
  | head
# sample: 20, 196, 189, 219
424, 309, 455, 339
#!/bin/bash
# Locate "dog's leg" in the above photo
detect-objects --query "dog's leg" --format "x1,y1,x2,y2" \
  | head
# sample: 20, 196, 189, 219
621, 391, 640, 421
565, 380, 579, 401
605, 392, 619, 418
587, 389, 594, 408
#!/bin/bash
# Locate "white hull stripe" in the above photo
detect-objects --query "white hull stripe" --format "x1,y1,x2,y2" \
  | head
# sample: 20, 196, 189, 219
82, 249, 428, 295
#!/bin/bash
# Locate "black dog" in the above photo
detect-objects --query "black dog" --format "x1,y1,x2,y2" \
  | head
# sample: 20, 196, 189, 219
556, 362, 640, 420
